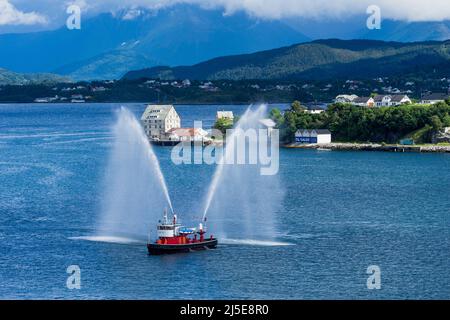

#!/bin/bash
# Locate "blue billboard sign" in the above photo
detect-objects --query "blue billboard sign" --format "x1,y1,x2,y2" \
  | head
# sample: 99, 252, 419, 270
295, 136, 317, 143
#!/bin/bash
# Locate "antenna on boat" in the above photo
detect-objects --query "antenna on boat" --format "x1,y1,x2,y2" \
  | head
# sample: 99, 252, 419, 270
163, 208, 168, 224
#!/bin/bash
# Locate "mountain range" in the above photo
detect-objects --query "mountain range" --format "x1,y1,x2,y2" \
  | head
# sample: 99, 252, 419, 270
0, 5, 308, 81
123, 39, 450, 81
0, 68, 71, 86
0, 4, 449, 81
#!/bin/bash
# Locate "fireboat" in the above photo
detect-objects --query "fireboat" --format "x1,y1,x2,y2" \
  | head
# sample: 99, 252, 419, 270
147, 210, 218, 255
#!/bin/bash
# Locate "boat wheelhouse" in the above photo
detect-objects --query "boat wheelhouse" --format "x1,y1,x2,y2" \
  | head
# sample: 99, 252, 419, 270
147, 210, 218, 255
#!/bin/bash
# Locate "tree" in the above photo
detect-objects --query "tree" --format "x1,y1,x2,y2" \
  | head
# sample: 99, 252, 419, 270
213, 117, 234, 135
278, 100, 450, 144
269, 108, 284, 126
430, 115, 443, 132
443, 114, 450, 127
290, 100, 305, 113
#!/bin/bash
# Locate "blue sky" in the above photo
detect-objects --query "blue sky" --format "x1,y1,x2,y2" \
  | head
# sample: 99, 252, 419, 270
1, 0, 450, 33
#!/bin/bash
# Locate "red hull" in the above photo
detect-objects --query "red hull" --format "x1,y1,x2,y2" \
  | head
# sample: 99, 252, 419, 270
147, 238, 218, 255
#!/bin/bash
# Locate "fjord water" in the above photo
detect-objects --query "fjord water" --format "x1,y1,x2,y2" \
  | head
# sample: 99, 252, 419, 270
0, 103, 449, 299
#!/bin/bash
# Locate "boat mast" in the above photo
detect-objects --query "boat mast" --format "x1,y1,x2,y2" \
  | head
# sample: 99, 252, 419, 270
163, 208, 168, 224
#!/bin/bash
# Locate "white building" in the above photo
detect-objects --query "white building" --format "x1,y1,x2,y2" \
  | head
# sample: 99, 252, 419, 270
373, 94, 411, 107
216, 111, 234, 121
373, 95, 392, 107
306, 109, 325, 114
141, 105, 181, 140
335, 94, 359, 103
390, 94, 411, 106
167, 128, 209, 142
352, 97, 375, 107
295, 129, 332, 144
421, 93, 449, 104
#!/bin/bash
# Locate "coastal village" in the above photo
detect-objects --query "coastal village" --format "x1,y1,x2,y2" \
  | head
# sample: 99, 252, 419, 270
139, 86, 450, 152
15, 76, 450, 105
140, 104, 276, 144
13, 72, 450, 153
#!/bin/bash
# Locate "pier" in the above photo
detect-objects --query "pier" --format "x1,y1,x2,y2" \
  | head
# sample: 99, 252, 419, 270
284, 143, 450, 153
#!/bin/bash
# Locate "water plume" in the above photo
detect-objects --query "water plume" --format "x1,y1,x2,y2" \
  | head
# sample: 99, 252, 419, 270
96, 107, 173, 240
202, 104, 283, 241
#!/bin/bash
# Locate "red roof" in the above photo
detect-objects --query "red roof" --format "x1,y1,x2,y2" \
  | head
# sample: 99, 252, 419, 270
168, 128, 207, 137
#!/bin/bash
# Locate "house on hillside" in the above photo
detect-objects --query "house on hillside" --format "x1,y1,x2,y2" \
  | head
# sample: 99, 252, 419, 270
216, 111, 234, 121
420, 93, 450, 104
141, 105, 181, 140
374, 95, 391, 107
295, 129, 332, 144
306, 109, 325, 114
352, 97, 375, 107
390, 94, 411, 106
373, 94, 411, 107
335, 94, 359, 103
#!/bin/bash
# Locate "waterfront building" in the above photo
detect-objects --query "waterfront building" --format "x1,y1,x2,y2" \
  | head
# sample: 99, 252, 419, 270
141, 105, 181, 140
295, 129, 332, 144
167, 128, 209, 142
400, 138, 415, 145
216, 111, 234, 121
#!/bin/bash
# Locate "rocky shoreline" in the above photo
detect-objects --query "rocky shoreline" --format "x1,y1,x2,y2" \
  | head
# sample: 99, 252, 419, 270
284, 142, 450, 153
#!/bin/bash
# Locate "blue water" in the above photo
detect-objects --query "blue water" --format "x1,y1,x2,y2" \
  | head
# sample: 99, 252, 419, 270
0, 103, 449, 299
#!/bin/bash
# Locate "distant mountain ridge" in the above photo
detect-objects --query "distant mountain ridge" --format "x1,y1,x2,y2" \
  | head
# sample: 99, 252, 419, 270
0, 68, 71, 86
286, 17, 450, 43
1, 4, 450, 81
0, 5, 309, 80
122, 39, 450, 81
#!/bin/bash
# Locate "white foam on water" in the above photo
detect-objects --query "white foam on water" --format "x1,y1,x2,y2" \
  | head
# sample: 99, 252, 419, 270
0, 132, 105, 140
221, 238, 293, 246
69, 236, 145, 245
40, 137, 112, 145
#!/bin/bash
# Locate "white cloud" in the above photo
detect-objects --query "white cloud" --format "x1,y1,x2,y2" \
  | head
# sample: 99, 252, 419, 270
174, 0, 450, 22
0, 0, 47, 25
5, 0, 450, 25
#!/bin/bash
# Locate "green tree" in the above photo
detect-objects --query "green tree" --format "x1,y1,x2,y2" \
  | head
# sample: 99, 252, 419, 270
213, 117, 234, 135
430, 115, 443, 132
290, 100, 305, 113
442, 114, 450, 127
269, 108, 284, 126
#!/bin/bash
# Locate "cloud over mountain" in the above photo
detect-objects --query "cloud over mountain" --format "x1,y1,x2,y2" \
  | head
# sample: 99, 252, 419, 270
5, 0, 450, 28
0, 0, 47, 25
24, 0, 450, 22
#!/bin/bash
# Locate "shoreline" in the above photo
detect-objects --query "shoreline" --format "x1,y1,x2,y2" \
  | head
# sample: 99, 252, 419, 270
0, 102, 290, 106
284, 142, 450, 153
